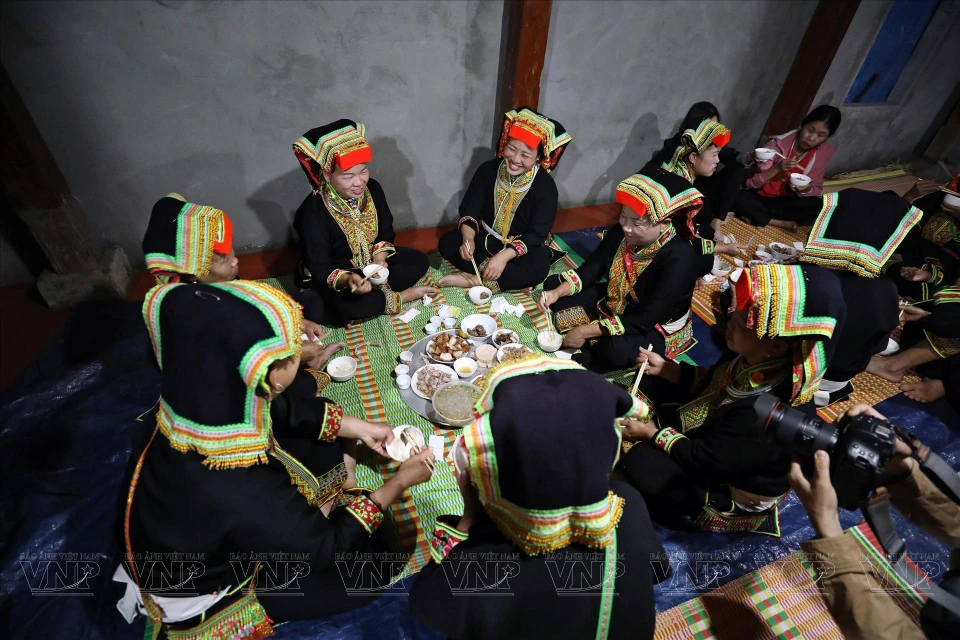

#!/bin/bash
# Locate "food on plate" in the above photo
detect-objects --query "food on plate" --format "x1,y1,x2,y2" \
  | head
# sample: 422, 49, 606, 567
433, 385, 480, 423
474, 344, 497, 366
492, 329, 519, 347
427, 333, 472, 362
386, 425, 425, 462
471, 374, 487, 390
415, 365, 455, 398
500, 344, 533, 362
479, 291, 490, 300
467, 324, 488, 338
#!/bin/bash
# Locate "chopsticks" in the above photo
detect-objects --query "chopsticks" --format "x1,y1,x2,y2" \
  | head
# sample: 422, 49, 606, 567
467, 246, 483, 287
350, 264, 383, 292
940, 186, 960, 198
540, 293, 560, 341
630, 343, 653, 396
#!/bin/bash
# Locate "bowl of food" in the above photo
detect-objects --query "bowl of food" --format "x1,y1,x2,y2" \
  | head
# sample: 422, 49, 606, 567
327, 355, 358, 382
789, 173, 812, 189
469, 286, 493, 305
754, 148, 776, 162
711, 257, 733, 277
426, 331, 473, 363
769, 242, 799, 262
432, 381, 482, 427
386, 425, 425, 462
461, 314, 497, 341
363, 264, 389, 285
537, 330, 563, 353
454, 357, 478, 378
498, 343, 534, 363
491, 328, 520, 348
411, 364, 456, 400
474, 343, 498, 368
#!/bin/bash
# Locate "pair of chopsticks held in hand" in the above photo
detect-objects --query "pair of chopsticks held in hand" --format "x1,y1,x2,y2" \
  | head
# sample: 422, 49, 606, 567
538, 292, 560, 341
350, 264, 383, 293
411, 444, 436, 475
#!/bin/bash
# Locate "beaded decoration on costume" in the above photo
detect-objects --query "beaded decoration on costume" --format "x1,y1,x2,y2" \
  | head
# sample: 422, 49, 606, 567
145, 193, 233, 283
164, 591, 274, 640
491, 160, 538, 247
464, 356, 643, 555
921, 212, 959, 249
321, 181, 379, 268
602, 226, 676, 316
143, 281, 303, 469
496, 108, 572, 172
802, 193, 923, 277
675, 356, 790, 432
616, 173, 703, 237
662, 119, 731, 182
271, 442, 347, 508
739, 265, 837, 405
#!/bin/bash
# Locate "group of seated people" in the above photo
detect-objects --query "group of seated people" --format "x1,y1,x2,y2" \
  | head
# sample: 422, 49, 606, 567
117, 101, 960, 639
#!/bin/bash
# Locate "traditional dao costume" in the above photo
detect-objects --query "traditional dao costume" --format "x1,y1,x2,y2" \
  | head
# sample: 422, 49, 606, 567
293, 119, 429, 325
658, 118, 735, 274
546, 169, 701, 372
905, 285, 960, 414
115, 281, 391, 638
897, 171, 960, 297
410, 356, 665, 640
622, 264, 845, 536
142, 193, 233, 283
438, 107, 571, 292
798, 189, 923, 407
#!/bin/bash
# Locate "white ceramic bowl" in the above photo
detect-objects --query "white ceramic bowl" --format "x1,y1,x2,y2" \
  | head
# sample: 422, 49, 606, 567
769, 242, 798, 262
432, 380, 482, 427
327, 355, 357, 382
789, 173, 812, 188
396, 374, 411, 390
754, 148, 776, 161
491, 328, 520, 348
425, 323, 439, 334
399, 351, 413, 364
394, 364, 409, 377
430, 315, 442, 325
363, 264, 389, 285
461, 314, 498, 341
386, 425, 425, 462
443, 317, 457, 329
468, 286, 493, 305
711, 257, 733, 277
537, 330, 563, 353
943, 193, 960, 208
453, 357, 478, 378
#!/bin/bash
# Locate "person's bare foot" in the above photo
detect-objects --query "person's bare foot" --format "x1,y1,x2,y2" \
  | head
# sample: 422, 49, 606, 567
768, 219, 798, 231
400, 285, 438, 303
866, 355, 907, 383
438, 272, 479, 289
900, 378, 945, 403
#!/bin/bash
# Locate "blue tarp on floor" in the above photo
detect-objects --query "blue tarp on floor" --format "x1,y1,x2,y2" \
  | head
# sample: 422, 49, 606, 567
1, 277, 957, 638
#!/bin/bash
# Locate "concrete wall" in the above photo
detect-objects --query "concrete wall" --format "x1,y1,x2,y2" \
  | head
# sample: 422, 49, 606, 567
812, 0, 960, 173
538, 0, 817, 208
0, 0, 503, 284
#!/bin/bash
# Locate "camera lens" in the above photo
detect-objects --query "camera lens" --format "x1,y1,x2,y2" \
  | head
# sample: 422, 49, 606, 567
753, 392, 839, 456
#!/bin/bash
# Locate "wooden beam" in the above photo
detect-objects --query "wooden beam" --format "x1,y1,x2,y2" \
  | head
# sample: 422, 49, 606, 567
494, 0, 552, 145
762, 0, 862, 137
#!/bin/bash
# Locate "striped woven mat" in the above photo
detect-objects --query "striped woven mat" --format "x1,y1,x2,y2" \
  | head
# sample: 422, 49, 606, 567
654, 522, 930, 640
262, 237, 584, 578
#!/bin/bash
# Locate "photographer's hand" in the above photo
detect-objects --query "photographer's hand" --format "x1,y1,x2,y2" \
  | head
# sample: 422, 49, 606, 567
844, 404, 916, 482
789, 451, 844, 539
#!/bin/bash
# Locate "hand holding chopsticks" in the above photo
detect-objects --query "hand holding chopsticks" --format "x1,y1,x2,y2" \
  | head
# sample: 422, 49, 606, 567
630, 343, 654, 396
350, 264, 383, 292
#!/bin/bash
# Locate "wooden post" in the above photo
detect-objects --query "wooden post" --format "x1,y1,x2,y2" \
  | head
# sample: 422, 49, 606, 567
0, 64, 129, 307
762, 0, 862, 137
494, 0, 553, 145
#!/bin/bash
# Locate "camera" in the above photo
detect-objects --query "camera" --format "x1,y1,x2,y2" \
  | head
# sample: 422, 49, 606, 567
752, 393, 898, 510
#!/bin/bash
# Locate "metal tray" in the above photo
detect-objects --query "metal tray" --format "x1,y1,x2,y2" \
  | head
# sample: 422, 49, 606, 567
398, 329, 485, 428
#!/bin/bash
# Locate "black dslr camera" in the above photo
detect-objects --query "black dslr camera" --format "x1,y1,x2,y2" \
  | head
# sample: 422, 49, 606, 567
752, 393, 898, 510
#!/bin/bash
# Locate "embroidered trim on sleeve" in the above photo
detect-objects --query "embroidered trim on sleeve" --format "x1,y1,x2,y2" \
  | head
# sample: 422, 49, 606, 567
327, 268, 350, 290
599, 316, 625, 336
318, 404, 344, 442
559, 269, 583, 295
429, 519, 470, 563
654, 427, 687, 454
345, 494, 384, 534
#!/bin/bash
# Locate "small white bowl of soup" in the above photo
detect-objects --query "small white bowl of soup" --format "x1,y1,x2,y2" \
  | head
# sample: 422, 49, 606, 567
789, 173, 812, 189
327, 355, 357, 382
363, 264, 389, 285
754, 148, 776, 162
469, 286, 493, 305
454, 357, 478, 378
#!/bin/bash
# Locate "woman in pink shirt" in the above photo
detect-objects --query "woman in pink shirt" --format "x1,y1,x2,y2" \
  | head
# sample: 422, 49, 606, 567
733, 105, 841, 230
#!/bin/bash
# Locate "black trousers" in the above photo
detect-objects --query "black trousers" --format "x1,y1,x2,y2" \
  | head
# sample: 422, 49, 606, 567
732, 190, 823, 227
299, 246, 429, 326
693, 162, 747, 228
551, 283, 667, 375
438, 228, 552, 291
